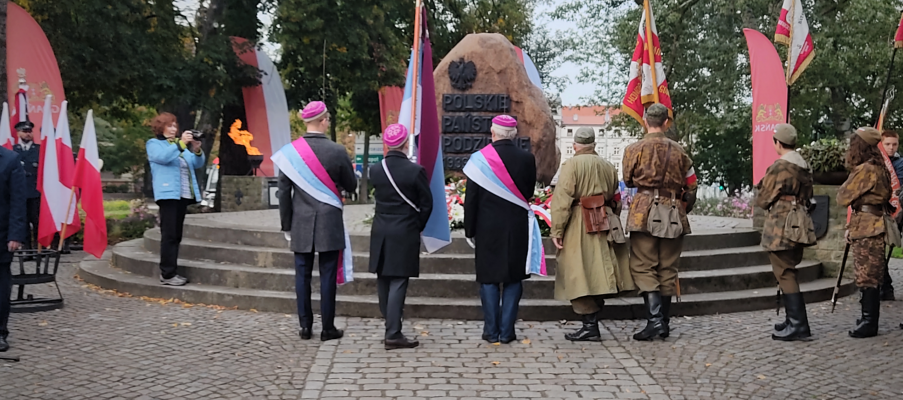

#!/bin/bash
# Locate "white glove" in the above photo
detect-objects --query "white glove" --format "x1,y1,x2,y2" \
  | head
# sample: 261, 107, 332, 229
465, 237, 475, 249
283, 231, 291, 242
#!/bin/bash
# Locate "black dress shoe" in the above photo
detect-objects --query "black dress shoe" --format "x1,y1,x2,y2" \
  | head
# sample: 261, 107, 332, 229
321, 328, 344, 341
385, 337, 420, 350
0, 336, 9, 352
500, 336, 517, 344
481, 333, 499, 343
299, 328, 312, 340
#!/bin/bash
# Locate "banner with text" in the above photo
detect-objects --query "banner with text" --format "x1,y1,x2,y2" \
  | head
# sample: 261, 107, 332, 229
745, 29, 789, 185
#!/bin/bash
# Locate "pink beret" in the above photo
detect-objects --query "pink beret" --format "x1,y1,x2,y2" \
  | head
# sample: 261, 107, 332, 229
492, 115, 517, 127
383, 124, 409, 148
301, 101, 328, 122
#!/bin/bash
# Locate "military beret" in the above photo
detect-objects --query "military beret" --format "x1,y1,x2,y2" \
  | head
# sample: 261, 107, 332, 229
575, 127, 595, 144
15, 121, 34, 131
645, 103, 670, 120
773, 123, 797, 146
856, 127, 881, 146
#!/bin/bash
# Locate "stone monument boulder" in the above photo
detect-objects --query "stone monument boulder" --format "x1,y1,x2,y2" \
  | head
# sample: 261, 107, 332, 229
434, 33, 559, 184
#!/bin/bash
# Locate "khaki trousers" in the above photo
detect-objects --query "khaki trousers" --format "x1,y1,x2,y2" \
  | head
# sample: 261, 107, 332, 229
570, 295, 606, 315
629, 232, 683, 296
768, 248, 803, 294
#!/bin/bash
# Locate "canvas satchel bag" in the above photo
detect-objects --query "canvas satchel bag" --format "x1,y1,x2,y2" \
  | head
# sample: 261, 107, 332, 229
782, 199, 816, 246
606, 206, 627, 243
646, 145, 684, 239
884, 214, 902, 247
579, 194, 610, 234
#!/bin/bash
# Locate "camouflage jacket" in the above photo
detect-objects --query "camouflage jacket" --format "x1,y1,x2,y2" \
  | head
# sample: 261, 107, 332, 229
837, 162, 891, 239
622, 132, 698, 234
754, 152, 814, 251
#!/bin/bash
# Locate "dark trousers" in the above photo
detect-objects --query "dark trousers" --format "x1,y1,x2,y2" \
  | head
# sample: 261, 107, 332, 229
157, 199, 192, 279
294, 251, 339, 331
377, 276, 409, 340
0, 261, 11, 337
883, 263, 894, 290
25, 197, 39, 249
479, 281, 523, 342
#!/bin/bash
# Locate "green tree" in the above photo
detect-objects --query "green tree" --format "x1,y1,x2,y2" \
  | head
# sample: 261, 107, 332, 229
272, 0, 409, 141
425, 0, 536, 64
554, 0, 903, 192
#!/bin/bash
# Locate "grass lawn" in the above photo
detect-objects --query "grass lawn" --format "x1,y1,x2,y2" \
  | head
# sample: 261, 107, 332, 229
103, 200, 132, 220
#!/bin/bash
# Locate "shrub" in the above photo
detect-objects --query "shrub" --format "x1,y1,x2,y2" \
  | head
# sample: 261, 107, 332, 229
690, 192, 754, 219
798, 138, 848, 173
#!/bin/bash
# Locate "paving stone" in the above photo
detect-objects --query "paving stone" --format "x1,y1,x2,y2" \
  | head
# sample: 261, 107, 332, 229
3, 254, 903, 399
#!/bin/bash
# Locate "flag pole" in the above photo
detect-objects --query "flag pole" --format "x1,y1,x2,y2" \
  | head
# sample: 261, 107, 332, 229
408, 0, 423, 160
784, 0, 796, 85
643, 0, 660, 105
875, 47, 898, 126
57, 187, 77, 251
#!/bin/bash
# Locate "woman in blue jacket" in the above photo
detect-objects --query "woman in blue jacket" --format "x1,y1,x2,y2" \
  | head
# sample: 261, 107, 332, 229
146, 112, 206, 286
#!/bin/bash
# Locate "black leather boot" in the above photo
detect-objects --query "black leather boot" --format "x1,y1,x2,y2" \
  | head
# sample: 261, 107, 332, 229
633, 291, 665, 341
849, 288, 880, 338
321, 328, 344, 341
0, 335, 8, 352
772, 292, 811, 341
565, 313, 601, 341
660, 295, 672, 339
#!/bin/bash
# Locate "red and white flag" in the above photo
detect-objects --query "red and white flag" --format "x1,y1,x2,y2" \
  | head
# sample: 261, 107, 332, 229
774, 0, 815, 85
56, 101, 80, 239
73, 110, 107, 258
622, 0, 673, 126
0, 103, 13, 150
895, 12, 903, 49
37, 95, 70, 247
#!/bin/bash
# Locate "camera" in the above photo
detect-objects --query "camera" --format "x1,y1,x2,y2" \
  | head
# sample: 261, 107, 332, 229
188, 129, 205, 140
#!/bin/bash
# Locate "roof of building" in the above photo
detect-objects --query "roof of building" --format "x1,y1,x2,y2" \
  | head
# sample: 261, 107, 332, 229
561, 106, 621, 126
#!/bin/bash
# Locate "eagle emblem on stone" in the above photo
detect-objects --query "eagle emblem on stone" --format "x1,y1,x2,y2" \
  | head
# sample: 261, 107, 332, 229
448, 58, 477, 91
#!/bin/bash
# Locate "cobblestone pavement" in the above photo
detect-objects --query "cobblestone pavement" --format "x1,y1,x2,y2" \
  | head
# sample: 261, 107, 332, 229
2, 254, 903, 399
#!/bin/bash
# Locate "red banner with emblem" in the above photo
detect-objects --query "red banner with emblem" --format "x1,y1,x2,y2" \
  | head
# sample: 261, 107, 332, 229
745, 29, 789, 185
621, 0, 673, 125
6, 3, 65, 143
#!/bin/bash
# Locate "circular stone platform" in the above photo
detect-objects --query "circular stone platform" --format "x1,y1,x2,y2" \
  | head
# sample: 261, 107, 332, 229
78, 206, 855, 320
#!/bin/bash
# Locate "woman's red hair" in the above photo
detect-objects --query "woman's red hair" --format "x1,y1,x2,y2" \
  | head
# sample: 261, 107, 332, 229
151, 112, 178, 137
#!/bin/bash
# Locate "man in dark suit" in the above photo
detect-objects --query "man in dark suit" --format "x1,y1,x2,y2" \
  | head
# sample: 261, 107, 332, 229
277, 101, 356, 342
0, 146, 27, 352
12, 121, 39, 250
464, 115, 537, 344
368, 124, 433, 350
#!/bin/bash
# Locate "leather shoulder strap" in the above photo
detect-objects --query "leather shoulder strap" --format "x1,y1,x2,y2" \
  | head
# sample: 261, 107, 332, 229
382, 159, 420, 212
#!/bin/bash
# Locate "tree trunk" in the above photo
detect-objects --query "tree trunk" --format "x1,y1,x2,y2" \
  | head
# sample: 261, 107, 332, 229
361, 133, 370, 203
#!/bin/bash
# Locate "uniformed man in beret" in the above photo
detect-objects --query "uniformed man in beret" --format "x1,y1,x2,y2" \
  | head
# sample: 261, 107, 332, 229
12, 121, 40, 250
755, 123, 815, 341
621, 104, 697, 341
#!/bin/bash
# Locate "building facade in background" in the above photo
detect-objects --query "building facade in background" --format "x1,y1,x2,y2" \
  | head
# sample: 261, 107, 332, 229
556, 106, 636, 174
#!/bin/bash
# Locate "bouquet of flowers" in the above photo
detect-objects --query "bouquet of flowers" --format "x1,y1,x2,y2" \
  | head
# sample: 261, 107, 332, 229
531, 186, 553, 237
446, 179, 466, 230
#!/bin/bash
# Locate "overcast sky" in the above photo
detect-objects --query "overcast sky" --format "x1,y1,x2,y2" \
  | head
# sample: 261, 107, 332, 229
174, 0, 596, 106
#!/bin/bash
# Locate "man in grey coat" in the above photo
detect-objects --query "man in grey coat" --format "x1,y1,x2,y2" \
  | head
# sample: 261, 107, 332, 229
368, 124, 432, 350
277, 101, 357, 342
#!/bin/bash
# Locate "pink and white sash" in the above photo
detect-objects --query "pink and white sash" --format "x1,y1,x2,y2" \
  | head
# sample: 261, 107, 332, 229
271, 138, 353, 284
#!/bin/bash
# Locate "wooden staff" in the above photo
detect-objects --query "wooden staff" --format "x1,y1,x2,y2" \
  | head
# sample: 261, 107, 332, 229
643, 0, 660, 104
57, 187, 77, 251
407, 0, 423, 160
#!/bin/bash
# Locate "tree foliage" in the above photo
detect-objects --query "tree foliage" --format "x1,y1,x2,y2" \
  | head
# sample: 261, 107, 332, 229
554, 0, 903, 192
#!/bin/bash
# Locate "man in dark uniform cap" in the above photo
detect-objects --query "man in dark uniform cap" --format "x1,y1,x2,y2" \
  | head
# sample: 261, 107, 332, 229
12, 121, 40, 250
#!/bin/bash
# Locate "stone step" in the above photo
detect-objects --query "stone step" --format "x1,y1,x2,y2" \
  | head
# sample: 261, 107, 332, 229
181, 216, 761, 254
79, 252, 858, 321
144, 229, 771, 274
117, 239, 823, 296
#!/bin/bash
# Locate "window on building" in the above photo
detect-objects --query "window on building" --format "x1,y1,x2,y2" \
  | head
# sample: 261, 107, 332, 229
613, 147, 621, 155
567, 129, 573, 137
